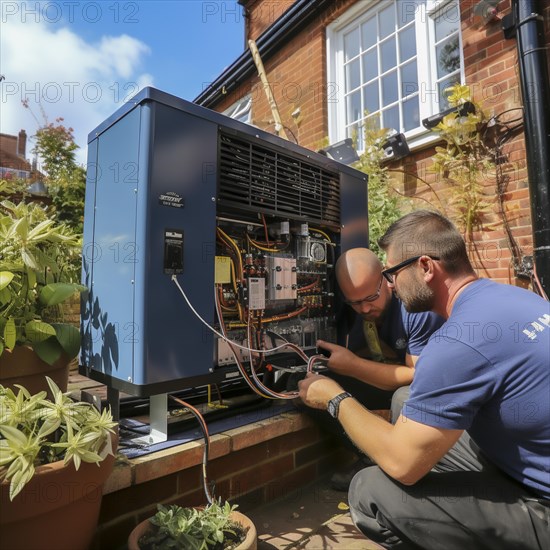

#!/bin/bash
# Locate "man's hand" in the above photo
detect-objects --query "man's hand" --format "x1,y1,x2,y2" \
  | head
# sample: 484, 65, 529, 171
298, 372, 344, 409
317, 339, 359, 376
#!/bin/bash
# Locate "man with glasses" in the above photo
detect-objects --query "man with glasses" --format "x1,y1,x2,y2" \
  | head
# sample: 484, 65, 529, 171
299, 211, 549, 549
317, 247, 444, 490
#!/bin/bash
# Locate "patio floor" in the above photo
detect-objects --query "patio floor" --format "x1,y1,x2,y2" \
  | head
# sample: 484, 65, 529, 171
245, 474, 382, 549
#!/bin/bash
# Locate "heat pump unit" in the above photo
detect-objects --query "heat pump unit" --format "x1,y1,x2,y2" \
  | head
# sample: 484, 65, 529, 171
81, 87, 368, 398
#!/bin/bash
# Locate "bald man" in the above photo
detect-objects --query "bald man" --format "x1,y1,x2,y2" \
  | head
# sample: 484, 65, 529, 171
318, 248, 445, 489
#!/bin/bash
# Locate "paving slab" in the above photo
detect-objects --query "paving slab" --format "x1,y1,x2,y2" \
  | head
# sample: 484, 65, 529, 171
245, 475, 383, 549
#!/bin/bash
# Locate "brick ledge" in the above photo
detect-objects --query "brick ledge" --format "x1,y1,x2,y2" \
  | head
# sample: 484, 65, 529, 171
104, 409, 316, 495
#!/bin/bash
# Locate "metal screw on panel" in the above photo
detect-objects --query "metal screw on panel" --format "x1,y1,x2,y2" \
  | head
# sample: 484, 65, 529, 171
211, 197, 215, 201
131, 280, 135, 284
209, 368, 214, 373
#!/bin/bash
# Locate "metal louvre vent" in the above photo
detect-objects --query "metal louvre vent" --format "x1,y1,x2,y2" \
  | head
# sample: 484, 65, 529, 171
218, 132, 341, 226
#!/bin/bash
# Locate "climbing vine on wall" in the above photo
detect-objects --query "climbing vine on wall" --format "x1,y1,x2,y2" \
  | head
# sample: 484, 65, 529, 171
427, 83, 496, 241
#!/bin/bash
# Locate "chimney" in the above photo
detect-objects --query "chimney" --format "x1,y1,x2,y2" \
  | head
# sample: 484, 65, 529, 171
17, 129, 27, 158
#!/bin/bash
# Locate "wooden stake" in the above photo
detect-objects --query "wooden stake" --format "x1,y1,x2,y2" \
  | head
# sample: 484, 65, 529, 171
248, 39, 289, 140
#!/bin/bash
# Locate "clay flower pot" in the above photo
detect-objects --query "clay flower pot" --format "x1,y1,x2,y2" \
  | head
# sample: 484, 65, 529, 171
128, 509, 257, 550
0, 345, 70, 397
0, 434, 117, 550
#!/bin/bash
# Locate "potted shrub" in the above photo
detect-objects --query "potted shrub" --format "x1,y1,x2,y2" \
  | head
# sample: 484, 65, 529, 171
0, 198, 85, 394
128, 500, 257, 550
0, 376, 118, 550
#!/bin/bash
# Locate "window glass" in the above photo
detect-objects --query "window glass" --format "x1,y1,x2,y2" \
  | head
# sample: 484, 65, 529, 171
380, 37, 397, 73
346, 90, 362, 124
334, 0, 462, 144
379, 3, 395, 39
403, 96, 420, 131
362, 49, 378, 82
435, 3, 460, 42
346, 58, 361, 90
224, 96, 251, 119
363, 82, 379, 113
401, 60, 418, 97
361, 17, 377, 50
383, 105, 400, 132
397, 0, 422, 27
382, 71, 398, 106
398, 25, 416, 62
437, 36, 460, 78
344, 27, 360, 60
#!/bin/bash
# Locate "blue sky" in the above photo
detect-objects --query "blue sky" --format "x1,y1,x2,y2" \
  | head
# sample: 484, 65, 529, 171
1, 1, 245, 163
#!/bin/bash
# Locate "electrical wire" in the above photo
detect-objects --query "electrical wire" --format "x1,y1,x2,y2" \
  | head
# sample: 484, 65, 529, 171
488, 109, 527, 278
169, 395, 214, 504
261, 213, 271, 247
215, 289, 273, 399
245, 310, 299, 399
217, 227, 244, 281
246, 233, 287, 252
532, 262, 549, 301
298, 277, 321, 293
263, 330, 310, 362
172, 275, 306, 355
309, 227, 332, 242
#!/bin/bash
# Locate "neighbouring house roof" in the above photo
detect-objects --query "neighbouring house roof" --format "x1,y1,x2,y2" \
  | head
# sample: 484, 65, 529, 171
0, 148, 32, 173
194, 0, 333, 108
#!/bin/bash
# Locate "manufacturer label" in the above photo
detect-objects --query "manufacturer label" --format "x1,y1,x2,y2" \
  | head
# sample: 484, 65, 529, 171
159, 191, 185, 208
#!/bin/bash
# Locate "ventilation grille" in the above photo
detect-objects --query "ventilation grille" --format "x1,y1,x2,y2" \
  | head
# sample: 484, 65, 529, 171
218, 132, 340, 226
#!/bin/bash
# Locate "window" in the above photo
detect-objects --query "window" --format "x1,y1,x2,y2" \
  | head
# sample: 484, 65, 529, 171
327, 0, 464, 150
223, 95, 252, 124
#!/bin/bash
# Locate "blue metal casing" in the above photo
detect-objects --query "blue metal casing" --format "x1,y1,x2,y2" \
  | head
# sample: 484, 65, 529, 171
81, 88, 368, 396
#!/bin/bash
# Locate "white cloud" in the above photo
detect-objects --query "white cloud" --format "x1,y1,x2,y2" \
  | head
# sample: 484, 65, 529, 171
0, 18, 153, 166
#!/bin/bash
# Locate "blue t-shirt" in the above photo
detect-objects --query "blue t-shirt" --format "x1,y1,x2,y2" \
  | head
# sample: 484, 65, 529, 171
404, 279, 550, 498
348, 294, 445, 362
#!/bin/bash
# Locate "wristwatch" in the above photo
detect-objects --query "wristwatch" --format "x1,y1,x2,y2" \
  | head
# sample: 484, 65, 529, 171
327, 392, 352, 419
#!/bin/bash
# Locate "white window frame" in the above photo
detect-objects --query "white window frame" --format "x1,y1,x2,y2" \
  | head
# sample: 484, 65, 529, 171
327, 0, 465, 152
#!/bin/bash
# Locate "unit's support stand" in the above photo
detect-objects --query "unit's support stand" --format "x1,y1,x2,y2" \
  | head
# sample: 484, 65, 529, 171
132, 393, 168, 445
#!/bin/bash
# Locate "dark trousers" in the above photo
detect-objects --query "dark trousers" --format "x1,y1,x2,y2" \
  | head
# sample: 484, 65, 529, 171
349, 467, 549, 549
349, 386, 550, 549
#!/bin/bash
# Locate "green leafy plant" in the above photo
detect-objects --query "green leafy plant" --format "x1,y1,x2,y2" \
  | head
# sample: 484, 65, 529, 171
428, 83, 496, 239
31, 119, 86, 234
352, 120, 410, 260
0, 376, 116, 500
0, 199, 85, 364
139, 501, 248, 550
0, 178, 31, 198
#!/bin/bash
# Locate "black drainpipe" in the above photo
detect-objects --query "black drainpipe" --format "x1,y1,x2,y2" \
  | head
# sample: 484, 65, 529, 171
512, 0, 550, 295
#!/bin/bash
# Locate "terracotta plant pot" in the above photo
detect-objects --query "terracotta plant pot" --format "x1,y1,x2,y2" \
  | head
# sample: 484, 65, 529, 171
0, 434, 117, 550
0, 345, 70, 397
128, 509, 257, 550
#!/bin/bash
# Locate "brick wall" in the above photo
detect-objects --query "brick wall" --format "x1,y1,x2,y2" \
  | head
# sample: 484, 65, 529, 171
242, 0, 297, 40
213, 0, 550, 286
217, 0, 353, 148
91, 411, 349, 549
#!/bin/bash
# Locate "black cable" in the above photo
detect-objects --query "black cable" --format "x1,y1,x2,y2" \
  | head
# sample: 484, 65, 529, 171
491, 118, 526, 276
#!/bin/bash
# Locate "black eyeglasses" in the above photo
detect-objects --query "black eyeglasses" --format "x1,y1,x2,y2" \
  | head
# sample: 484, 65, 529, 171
343, 275, 384, 305
382, 255, 440, 284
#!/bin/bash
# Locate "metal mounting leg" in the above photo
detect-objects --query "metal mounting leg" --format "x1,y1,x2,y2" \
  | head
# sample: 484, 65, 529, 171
132, 393, 168, 445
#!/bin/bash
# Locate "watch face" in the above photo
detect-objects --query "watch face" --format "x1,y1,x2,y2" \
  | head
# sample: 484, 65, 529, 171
327, 400, 337, 418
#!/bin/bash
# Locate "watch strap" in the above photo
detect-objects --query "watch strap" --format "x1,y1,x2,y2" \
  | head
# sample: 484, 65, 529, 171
327, 391, 352, 419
